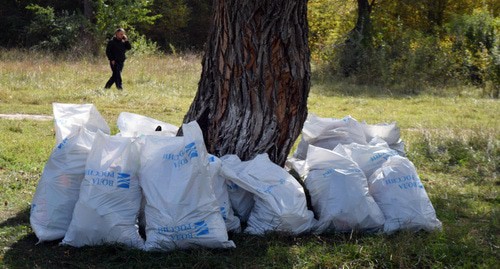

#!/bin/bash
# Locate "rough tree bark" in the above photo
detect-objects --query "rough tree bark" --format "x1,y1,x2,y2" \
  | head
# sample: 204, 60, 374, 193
181, 0, 310, 167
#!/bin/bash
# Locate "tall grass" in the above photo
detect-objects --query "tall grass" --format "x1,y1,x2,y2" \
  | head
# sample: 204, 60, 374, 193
0, 50, 498, 268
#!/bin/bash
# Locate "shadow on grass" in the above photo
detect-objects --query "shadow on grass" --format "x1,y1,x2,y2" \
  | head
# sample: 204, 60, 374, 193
0, 207, 30, 229
0, 209, 276, 268
2, 233, 283, 269
2, 185, 497, 268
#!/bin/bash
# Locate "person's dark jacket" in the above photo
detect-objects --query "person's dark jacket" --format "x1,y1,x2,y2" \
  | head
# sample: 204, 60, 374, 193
106, 37, 131, 62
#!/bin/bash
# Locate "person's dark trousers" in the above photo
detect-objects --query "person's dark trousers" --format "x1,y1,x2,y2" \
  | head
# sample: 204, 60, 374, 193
104, 61, 124, 89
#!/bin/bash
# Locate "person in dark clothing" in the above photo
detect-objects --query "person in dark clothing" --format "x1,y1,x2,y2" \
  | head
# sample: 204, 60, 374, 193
104, 28, 131, 90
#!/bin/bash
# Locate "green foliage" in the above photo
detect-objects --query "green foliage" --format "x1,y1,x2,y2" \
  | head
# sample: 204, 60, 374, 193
136, 0, 191, 50
308, 0, 356, 62
311, 0, 500, 97
95, 0, 160, 36
129, 34, 160, 56
446, 9, 500, 96
24, 4, 87, 52
408, 130, 498, 185
448, 9, 498, 51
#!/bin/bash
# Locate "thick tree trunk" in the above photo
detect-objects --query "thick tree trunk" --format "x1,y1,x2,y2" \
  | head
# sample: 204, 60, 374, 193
181, 0, 310, 167
353, 0, 374, 39
425, 0, 448, 32
82, 0, 99, 56
341, 0, 375, 76
83, 0, 93, 20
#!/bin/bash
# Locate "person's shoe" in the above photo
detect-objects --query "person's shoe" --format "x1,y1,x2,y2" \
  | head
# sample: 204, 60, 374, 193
117, 87, 123, 90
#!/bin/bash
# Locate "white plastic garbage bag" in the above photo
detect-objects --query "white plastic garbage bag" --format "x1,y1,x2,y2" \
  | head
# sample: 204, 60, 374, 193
139, 121, 235, 251
361, 121, 400, 145
208, 155, 241, 232
221, 155, 254, 223
305, 145, 385, 233
294, 115, 366, 160
285, 157, 307, 178
368, 156, 442, 234
116, 112, 178, 137
222, 154, 316, 235
361, 121, 405, 156
333, 138, 398, 178
62, 131, 144, 248
30, 127, 96, 242
53, 103, 110, 144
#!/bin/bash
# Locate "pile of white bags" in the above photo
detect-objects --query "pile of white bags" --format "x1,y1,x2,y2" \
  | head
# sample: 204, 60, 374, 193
30, 103, 109, 242
32, 104, 239, 250
288, 114, 441, 234
31, 104, 441, 250
292, 114, 405, 161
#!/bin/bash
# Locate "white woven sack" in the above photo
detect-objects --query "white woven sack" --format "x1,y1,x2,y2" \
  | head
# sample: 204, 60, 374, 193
140, 121, 235, 251
333, 138, 398, 178
369, 156, 442, 234
285, 157, 307, 178
361, 121, 400, 145
116, 112, 178, 137
361, 121, 406, 155
208, 155, 241, 232
294, 115, 366, 160
222, 154, 316, 235
52, 103, 110, 144
305, 145, 385, 233
220, 155, 254, 223
30, 127, 96, 242
62, 131, 143, 248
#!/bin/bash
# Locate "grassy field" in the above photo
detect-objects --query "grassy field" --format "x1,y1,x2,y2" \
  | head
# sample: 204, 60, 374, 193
0, 50, 498, 268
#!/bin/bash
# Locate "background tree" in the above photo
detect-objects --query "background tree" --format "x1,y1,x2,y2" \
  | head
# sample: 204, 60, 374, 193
181, 0, 311, 166
340, 0, 375, 76
136, 0, 212, 50
135, 0, 190, 51
94, 0, 160, 42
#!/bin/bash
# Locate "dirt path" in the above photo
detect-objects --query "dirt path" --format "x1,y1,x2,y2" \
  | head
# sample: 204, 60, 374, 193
0, 114, 53, 121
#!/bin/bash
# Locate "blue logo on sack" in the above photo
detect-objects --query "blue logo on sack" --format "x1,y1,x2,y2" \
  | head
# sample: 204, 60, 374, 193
220, 207, 228, 220
370, 151, 397, 162
185, 142, 199, 159
158, 220, 210, 241
194, 221, 209, 236
57, 138, 69, 149
117, 173, 131, 189
163, 141, 200, 168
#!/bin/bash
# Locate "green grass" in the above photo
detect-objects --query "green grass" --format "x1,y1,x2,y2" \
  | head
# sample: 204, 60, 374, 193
0, 50, 498, 268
